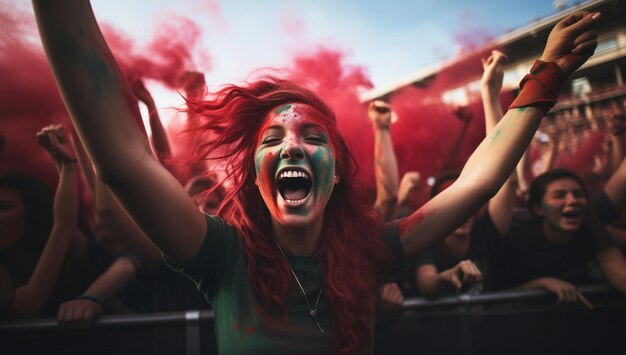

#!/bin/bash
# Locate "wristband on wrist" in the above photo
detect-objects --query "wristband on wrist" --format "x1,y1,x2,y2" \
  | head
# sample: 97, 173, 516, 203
509, 60, 567, 114
76, 293, 102, 305
63, 158, 78, 164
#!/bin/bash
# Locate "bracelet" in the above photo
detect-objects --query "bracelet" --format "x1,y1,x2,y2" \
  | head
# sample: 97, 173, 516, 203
76, 293, 102, 305
63, 158, 78, 164
509, 60, 567, 114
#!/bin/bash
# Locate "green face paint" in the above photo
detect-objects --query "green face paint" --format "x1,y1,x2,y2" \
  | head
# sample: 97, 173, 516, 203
254, 103, 337, 227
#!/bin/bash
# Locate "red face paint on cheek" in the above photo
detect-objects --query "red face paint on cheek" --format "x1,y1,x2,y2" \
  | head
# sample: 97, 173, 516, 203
400, 210, 425, 236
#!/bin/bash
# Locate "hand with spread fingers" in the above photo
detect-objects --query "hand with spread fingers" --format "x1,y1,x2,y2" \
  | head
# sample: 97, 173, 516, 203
540, 11, 600, 75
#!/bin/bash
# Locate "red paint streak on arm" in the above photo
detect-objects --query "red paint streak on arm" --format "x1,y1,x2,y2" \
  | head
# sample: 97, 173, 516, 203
399, 210, 424, 237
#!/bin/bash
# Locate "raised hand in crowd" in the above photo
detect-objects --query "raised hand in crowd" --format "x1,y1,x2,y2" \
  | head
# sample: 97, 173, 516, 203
395, 171, 421, 219
369, 100, 399, 222
4, 124, 78, 317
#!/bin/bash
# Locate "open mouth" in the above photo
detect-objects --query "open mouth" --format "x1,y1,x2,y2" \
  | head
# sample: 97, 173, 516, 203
276, 168, 312, 204
562, 210, 581, 220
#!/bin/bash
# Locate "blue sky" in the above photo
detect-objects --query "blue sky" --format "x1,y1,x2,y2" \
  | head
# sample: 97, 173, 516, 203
90, 0, 561, 87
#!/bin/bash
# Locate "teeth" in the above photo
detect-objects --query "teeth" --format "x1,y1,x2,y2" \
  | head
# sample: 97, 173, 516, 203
278, 170, 310, 180
285, 198, 306, 203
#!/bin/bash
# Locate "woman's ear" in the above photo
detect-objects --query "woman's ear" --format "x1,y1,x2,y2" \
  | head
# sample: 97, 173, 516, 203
334, 175, 340, 185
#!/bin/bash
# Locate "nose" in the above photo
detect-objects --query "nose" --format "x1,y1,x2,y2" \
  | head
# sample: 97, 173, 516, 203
280, 139, 305, 160
564, 192, 578, 204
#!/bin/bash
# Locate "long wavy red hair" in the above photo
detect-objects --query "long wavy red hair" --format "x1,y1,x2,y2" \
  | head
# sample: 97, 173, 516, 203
186, 77, 393, 353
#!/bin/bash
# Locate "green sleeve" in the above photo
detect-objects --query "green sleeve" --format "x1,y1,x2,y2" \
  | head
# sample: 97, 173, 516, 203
163, 214, 241, 302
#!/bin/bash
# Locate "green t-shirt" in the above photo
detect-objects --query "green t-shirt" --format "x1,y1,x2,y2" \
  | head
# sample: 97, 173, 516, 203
166, 215, 402, 354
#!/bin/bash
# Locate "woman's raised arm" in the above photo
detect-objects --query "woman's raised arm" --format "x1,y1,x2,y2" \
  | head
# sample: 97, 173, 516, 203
400, 12, 601, 260
32, 0, 205, 265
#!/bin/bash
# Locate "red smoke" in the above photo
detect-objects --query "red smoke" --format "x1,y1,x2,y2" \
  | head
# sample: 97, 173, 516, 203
283, 43, 517, 205
0, 5, 209, 190
102, 14, 209, 90
0, 5, 69, 185
287, 47, 375, 188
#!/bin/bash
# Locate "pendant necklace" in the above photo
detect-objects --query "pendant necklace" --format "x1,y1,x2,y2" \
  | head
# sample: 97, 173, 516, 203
276, 242, 325, 335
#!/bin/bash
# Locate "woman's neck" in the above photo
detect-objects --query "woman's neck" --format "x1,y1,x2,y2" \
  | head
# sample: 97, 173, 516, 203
542, 221, 573, 246
272, 217, 323, 256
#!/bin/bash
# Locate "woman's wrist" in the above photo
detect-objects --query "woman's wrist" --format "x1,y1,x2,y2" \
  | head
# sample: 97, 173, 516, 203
75, 292, 103, 305
509, 60, 567, 114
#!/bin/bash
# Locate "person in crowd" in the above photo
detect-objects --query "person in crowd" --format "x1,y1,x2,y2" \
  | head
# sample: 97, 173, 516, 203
1, 124, 80, 318
394, 171, 421, 219
414, 50, 513, 298
33, 1, 600, 352
493, 168, 626, 308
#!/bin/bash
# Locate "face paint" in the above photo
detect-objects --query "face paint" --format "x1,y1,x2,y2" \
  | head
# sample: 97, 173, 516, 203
539, 178, 587, 234
254, 103, 337, 228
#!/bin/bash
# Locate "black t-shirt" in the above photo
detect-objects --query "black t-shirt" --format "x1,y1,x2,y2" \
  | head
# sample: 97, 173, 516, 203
398, 211, 503, 296
492, 209, 614, 290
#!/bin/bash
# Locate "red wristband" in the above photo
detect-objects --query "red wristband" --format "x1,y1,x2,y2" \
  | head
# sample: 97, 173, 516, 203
509, 60, 567, 114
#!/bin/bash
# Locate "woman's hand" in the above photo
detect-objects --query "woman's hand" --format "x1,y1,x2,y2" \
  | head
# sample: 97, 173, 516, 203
535, 277, 593, 309
540, 11, 600, 75
368, 100, 393, 129
36, 124, 76, 167
440, 260, 483, 289
377, 282, 404, 311
481, 50, 508, 95
57, 298, 103, 329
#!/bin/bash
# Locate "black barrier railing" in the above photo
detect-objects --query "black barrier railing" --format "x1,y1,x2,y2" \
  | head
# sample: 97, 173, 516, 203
1, 283, 624, 355
0, 283, 617, 332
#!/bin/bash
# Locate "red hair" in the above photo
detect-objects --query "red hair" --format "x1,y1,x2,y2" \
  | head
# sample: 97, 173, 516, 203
187, 77, 393, 353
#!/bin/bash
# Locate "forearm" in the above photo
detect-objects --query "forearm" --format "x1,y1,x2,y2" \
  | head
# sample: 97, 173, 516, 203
34, 0, 206, 265
373, 127, 399, 221
460, 107, 543, 199
145, 101, 173, 163
10, 164, 78, 316
481, 87, 504, 131
83, 256, 140, 303
596, 247, 626, 295
54, 162, 79, 230
418, 270, 455, 299
96, 180, 162, 268
33, 0, 152, 181
604, 156, 626, 209
519, 277, 552, 290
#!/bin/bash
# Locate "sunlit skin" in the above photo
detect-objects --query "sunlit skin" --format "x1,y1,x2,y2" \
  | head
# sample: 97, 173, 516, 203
534, 178, 588, 243
0, 188, 26, 249
254, 103, 338, 253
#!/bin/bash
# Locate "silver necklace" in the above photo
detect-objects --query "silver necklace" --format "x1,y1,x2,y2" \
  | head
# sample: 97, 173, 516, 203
276, 242, 325, 335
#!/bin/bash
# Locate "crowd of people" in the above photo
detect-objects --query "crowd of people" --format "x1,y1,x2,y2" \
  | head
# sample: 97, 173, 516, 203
1, 2, 625, 353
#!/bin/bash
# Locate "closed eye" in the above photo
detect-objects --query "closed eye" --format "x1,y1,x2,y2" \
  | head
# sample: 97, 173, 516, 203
305, 135, 327, 143
261, 136, 282, 145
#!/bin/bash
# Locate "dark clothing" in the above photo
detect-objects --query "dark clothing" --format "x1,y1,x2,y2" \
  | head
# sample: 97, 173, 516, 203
591, 190, 621, 225
492, 209, 614, 290
411, 211, 503, 293
165, 215, 404, 354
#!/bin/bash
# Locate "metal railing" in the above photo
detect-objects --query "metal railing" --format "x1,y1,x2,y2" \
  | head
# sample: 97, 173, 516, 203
1, 283, 623, 355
